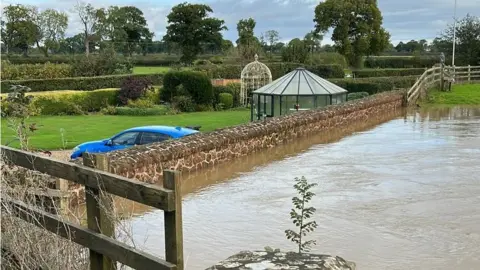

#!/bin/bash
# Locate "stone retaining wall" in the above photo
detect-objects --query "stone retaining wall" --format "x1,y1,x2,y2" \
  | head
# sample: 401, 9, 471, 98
106, 90, 405, 183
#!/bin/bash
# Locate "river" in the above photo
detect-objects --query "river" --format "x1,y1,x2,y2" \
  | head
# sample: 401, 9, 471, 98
117, 106, 480, 270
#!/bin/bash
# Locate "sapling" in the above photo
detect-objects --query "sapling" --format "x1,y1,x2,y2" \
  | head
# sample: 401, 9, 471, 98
285, 176, 318, 253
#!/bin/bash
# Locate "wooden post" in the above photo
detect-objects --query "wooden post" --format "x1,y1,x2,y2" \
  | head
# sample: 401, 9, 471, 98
468, 65, 471, 82
83, 153, 116, 270
440, 63, 445, 91
163, 170, 184, 270
55, 178, 69, 214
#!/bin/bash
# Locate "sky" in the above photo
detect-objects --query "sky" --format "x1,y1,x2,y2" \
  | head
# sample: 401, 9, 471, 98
2, 0, 480, 45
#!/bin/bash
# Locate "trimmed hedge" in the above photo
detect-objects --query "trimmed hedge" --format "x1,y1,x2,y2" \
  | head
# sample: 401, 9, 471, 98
162, 70, 213, 105
364, 57, 439, 69
193, 62, 345, 79
330, 76, 417, 95
347, 92, 369, 101
1, 61, 72, 80
218, 93, 233, 109
352, 68, 426, 78
1, 74, 164, 93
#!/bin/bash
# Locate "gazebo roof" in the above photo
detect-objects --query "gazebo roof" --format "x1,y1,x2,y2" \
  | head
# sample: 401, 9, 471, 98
252, 67, 348, 96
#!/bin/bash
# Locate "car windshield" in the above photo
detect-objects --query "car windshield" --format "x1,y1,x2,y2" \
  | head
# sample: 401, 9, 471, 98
111, 132, 139, 145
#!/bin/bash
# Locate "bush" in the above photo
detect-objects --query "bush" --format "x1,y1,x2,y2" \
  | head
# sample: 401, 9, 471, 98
347, 92, 369, 101
70, 47, 133, 76
195, 104, 214, 111
330, 76, 417, 95
209, 56, 223, 64
172, 95, 195, 112
193, 59, 212, 66
218, 93, 233, 109
1, 74, 164, 92
364, 56, 439, 69
306, 52, 348, 69
1, 60, 72, 80
162, 70, 213, 105
126, 98, 154, 108
103, 105, 172, 116
118, 77, 154, 105
29, 89, 119, 115
352, 68, 425, 78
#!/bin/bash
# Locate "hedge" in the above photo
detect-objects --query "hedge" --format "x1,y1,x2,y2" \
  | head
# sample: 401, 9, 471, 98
364, 57, 440, 69
352, 68, 426, 78
162, 70, 213, 105
193, 62, 345, 79
1, 61, 72, 80
1, 74, 164, 93
330, 76, 417, 95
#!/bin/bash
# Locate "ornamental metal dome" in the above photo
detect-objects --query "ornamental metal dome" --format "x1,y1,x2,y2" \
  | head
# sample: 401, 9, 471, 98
240, 54, 272, 106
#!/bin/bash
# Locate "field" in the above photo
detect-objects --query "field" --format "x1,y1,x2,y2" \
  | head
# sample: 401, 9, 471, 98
424, 84, 480, 105
1, 109, 250, 150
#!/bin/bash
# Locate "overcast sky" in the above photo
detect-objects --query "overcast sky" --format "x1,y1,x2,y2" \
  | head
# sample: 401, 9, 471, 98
3, 0, 480, 45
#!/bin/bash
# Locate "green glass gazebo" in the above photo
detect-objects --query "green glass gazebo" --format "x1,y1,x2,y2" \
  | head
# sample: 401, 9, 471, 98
250, 67, 348, 121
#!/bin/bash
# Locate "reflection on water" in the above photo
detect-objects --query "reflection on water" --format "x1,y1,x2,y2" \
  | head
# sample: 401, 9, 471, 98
122, 106, 480, 270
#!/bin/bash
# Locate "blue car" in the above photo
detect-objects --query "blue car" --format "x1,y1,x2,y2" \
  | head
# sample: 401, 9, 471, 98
70, 125, 199, 160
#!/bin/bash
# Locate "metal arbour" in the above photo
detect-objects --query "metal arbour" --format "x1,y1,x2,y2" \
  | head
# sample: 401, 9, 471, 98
240, 54, 272, 106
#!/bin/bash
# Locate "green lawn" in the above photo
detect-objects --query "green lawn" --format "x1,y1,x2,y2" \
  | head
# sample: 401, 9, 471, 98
1, 109, 250, 150
132, 66, 172, 74
424, 84, 480, 105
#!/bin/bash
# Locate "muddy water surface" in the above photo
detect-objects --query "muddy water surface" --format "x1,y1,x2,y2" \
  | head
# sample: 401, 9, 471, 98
123, 107, 480, 270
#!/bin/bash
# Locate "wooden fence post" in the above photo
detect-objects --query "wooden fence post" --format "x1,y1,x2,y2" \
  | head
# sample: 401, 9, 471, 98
468, 65, 471, 82
440, 63, 445, 91
163, 170, 184, 270
55, 178, 69, 214
83, 153, 116, 270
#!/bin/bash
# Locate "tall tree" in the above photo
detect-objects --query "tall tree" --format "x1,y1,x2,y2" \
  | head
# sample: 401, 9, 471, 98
35, 9, 69, 57
304, 30, 323, 53
282, 38, 309, 63
56, 34, 85, 54
74, 1, 102, 55
236, 18, 262, 61
264, 30, 280, 52
1, 4, 39, 56
164, 2, 226, 64
313, 0, 390, 67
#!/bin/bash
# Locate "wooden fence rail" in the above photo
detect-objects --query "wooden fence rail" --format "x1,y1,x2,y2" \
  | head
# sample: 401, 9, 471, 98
406, 64, 480, 104
0, 145, 184, 270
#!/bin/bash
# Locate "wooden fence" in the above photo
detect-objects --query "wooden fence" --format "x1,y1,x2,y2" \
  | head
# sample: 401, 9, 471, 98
406, 65, 480, 104
0, 145, 184, 270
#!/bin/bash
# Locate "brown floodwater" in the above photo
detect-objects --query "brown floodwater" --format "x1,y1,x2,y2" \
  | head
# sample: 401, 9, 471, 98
116, 106, 480, 270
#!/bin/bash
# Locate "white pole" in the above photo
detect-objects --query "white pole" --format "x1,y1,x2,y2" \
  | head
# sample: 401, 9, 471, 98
452, 0, 457, 67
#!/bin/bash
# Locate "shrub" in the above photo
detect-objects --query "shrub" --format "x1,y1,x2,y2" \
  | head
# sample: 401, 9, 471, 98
347, 92, 369, 101
1, 60, 72, 80
195, 104, 214, 112
118, 77, 154, 105
330, 76, 417, 95
193, 59, 212, 66
218, 93, 233, 109
162, 71, 213, 105
172, 95, 195, 112
70, 47, 133, 77
209, 55, 223, 64
1, 74, 164, 92
306, 52, 348, 69
364, 56, 439, 69
352, 68, 425, 78
23, 89, 119, 115
127, 98, 155, 108
103, 105, 172, 116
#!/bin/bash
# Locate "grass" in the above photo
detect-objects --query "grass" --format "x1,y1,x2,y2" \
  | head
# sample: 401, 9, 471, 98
1, 109, 250, 150
132, 66, 172, 74
423, 83, 480, 105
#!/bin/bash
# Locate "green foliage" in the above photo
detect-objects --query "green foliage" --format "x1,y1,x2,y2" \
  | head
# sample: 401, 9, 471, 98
164, 3, 227, 63
195, 104, 214, 112
306, 52, 348, 69
29, 89, 119, 115
285, 176, 318, 254
118, 77, 154, 105
1, 60, 72, 80
352, 68, 425, 78
102, 105, 173, 116
162, 70, 213, 105
126, 98, 155, 108
314, 0, 390, 67
364, 57, 438, 69
424, 84, 480, 105
70, 47, 133, 76
35, 8, 69, 57
330, 76, 417, 95
2, 5, 38, 56
213, 83, 241, 108
218, 93, 233, 109
1, 74, 164, 92
347, 92, 369, 101
282, 38, 309, 63
236, 18, 263, 61
172, 95, 195, 112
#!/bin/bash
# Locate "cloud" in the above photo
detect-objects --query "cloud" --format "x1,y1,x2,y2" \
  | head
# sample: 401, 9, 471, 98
2, 0, 480, 45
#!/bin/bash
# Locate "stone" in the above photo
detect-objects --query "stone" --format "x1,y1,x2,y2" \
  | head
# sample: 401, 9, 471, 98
206, 250, 356, 270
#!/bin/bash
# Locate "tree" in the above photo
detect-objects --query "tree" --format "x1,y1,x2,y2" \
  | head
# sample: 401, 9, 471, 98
74, 1, 103, 55
236, 18, 262, 61
285, 176, 318, 254
313, 0, 390, 67
221, 39, 234, 53
282, 38, 309, 63
1, 4, 39, 56
164, 2, 226, 64
264, 30, 280, 53
434, 14, 480, 66
57, 34, 85, 54
304, 30, 323, 53
35, 9, 68, 57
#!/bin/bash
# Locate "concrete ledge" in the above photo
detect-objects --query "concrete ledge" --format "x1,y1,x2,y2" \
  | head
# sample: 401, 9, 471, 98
206, 249, 356, 270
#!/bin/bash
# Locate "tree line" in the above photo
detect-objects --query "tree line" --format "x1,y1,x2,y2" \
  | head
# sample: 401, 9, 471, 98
2, 0, 479, 67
